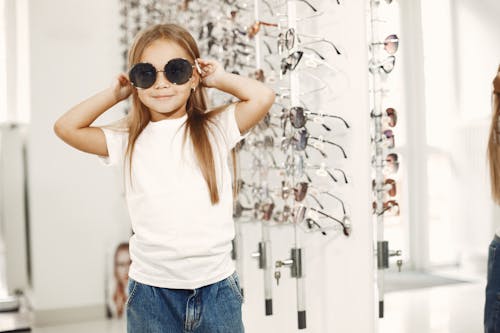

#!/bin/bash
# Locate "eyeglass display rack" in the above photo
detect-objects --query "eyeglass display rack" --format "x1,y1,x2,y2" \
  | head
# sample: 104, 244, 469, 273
118, 0, 352, 330
367, 0, 403, 319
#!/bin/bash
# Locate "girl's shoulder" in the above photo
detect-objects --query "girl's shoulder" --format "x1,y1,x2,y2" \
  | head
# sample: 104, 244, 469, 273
205, 102, 247, 150
205, 102, 236, 117
99, 115, 131, 134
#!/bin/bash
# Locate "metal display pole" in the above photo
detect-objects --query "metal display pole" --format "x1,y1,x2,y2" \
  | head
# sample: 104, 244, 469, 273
250, 0, 275, 315
368, 0, 403, 318
368, 0, 386, 318
281, 1, 307, 329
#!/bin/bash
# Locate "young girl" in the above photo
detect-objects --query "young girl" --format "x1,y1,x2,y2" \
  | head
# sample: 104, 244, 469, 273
54, 23, 275, 333
485, 65, 500, 333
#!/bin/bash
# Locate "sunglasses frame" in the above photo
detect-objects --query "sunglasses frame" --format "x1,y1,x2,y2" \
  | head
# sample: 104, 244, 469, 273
129, 58, 202, 89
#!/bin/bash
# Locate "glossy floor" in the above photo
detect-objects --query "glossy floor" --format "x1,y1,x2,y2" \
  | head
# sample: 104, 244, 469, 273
379, 279, 485, 333
16, 279, 483, 333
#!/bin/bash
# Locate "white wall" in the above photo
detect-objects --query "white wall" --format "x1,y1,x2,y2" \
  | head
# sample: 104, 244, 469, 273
27, 0, 131, 323
397, 0, 500, 270
450, 0, 500, 261
25, 0, 374, 331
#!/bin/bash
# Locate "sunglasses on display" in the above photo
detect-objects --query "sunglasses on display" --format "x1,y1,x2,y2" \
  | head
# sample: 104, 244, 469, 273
282, 154, 318, 183
370, 34, 399, 55
281, 51, 340, 77
284, 154, 348, 185
277, 28, 341, 56
371, 153, 400, 175
281, 51, 303, 75
372, 129, 395, 149
247, 20, 278, 39
371, 107, 398, 128
315, 165, 349, 184
129, 58, 202, 89
273, 204, 292, 224
382, 129, 395, 148
372, 178, 397, 197
296, 127, 348, 159
281, 106, 350, 132
305, 218, 328, 235
304, 206, 351, 236
280, 181, 324, 210
369, 56, 396, 74
384, 153, 399, 174
234, 199, 253, 218
281, 128, 347, 159
372, 199, 399, 216
254, 201, 276, 221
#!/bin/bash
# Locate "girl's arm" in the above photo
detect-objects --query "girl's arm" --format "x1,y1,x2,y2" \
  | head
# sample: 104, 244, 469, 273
197, 59, 275, 135
53, 74, 132, 156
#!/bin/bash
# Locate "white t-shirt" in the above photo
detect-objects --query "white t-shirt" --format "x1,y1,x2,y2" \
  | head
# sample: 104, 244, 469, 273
97, 103, 248, 289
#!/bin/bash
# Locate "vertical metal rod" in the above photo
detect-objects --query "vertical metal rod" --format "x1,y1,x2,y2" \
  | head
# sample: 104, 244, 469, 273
287, 1, 306, 329
253, 0, 275, 316
369, 0, 386, 318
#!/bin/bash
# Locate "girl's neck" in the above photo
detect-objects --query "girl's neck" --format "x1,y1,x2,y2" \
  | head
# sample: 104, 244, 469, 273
149, 108, 187, 122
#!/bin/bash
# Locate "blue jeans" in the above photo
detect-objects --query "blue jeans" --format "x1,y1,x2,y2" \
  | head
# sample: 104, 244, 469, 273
485, 235, 500, 333
126, 270, 245, 333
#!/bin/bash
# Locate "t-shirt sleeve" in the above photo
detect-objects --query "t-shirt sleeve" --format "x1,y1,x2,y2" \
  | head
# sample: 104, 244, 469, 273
97, 127, 128, 167
216, 102, 250, 150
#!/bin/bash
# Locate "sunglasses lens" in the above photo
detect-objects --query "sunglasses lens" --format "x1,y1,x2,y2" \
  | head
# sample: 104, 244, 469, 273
290, 107, 305, 128
384, 34, 399, 54
281, 58, 290, 75
290, 51, 303, 70
165, 58, 193, 85
285, 29, 295, 50
385, 107, 397, 127
382, 56, 396, 73
295, 182, 308, 201
294, 206, 306, 223
129, 63, 157, 89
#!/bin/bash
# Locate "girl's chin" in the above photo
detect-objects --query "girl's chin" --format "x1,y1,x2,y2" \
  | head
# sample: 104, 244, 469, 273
147, 101, 184, 114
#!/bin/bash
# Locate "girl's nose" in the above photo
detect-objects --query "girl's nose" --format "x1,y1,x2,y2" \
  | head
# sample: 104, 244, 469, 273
154, 71, 171, 89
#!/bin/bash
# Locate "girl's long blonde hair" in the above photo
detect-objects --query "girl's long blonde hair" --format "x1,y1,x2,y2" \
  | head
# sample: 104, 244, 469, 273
103, 23, 241, 205
487, 64, 500, 204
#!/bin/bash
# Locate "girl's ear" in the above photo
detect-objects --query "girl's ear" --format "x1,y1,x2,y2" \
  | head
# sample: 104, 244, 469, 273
192, 68, 201, 91
191, 75, 199, 91
194, 59, 202, 75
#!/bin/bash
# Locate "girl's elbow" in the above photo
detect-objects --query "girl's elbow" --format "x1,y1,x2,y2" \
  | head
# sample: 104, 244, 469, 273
264, 89, 276, 107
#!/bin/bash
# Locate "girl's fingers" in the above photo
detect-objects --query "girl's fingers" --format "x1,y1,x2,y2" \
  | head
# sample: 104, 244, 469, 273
197, 58, 217, 68
118, 73, 131, 86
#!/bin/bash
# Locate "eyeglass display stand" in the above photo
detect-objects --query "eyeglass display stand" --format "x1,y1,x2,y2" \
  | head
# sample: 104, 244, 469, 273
248, 0, 275, 317
369, 0, 386, 319
271, 1, 306, 329
368, 0, 403, 319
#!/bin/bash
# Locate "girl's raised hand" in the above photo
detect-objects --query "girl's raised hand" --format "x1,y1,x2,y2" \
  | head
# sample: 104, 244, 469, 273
196, 58, 226, 88
111, 73, 133, 102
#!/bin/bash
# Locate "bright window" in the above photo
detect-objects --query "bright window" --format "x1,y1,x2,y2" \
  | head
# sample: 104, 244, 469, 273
0, 0, 6, 122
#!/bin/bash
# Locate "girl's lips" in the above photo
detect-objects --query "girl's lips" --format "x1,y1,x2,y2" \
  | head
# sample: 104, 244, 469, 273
153, 95, 174, 99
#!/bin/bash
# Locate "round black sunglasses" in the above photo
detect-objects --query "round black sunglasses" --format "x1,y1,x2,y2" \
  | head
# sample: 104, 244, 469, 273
129, 58, 200, 89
